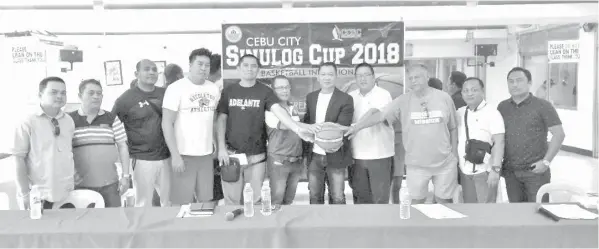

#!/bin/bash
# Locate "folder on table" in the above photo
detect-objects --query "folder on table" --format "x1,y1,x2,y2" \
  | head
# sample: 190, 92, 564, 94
189, 202, 216, 216
537, 204, 598, 221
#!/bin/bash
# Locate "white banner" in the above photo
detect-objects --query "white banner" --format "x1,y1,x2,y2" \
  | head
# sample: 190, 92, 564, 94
548, 40, 580, 63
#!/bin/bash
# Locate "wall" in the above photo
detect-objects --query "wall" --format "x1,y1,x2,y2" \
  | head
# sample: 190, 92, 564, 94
50, 31, 512, 112
555, 29, 597, 151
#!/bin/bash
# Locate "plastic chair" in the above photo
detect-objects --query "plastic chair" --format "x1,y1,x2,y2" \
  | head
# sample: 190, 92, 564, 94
0, 192, 9, 210
52, 189, 105, 209
535, 182, 587, 203
452, 185, 464, 204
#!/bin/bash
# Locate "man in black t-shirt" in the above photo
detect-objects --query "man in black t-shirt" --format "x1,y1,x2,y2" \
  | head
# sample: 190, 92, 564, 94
216, 54, 317, 205
112, 59, 171, 207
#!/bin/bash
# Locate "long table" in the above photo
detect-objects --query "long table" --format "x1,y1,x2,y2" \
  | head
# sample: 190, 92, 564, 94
0, 203, 596, 248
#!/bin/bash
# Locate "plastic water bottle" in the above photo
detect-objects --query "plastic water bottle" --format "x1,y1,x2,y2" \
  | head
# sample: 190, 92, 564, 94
243, 183, 254, 217
260, 181, 272, 216
399, 177, 411, 219
29, 186, 42, 220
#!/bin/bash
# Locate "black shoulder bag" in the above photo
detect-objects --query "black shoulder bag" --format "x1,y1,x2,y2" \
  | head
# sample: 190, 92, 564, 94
464, 108, 492, 171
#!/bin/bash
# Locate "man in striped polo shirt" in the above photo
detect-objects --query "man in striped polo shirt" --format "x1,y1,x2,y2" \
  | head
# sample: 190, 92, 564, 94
69, 79, 131, 207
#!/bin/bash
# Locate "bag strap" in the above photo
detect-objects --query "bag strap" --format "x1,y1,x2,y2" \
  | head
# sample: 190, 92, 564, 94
146, 99, 162, 118
464, 108, 476, 172
464, 108, 470, 141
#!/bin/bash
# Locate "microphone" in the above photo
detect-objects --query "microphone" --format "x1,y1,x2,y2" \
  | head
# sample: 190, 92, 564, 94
225, 208, 244, 221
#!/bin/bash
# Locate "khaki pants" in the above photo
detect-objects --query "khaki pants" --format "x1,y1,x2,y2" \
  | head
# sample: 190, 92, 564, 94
132, 158, 171, 207
221, 153, 266, 205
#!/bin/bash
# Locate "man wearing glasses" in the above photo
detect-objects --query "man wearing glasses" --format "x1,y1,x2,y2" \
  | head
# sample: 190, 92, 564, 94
8, 77, 76, 210
346, 64, 459, 204
265, 75, 303, 205
347, 63, 394, 204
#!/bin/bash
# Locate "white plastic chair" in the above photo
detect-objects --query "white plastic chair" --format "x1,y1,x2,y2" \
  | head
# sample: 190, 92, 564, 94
452, 185, 464, 204
0, 192, 9, 210
535, 182, 587, 203
52, 189, 105, 209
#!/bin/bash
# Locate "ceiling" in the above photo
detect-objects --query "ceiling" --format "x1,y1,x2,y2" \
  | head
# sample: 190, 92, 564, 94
0, 0, 596, 10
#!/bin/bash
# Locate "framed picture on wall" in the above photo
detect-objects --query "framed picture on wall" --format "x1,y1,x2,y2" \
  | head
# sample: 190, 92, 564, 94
104, 60, 123, 86
154, 60, 167, 87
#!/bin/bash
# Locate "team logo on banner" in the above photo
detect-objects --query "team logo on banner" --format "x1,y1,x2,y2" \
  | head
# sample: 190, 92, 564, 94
225, 26, 243, 43
221, 22, 405, 115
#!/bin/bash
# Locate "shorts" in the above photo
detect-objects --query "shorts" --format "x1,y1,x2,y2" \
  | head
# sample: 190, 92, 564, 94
406, 154, 458, 200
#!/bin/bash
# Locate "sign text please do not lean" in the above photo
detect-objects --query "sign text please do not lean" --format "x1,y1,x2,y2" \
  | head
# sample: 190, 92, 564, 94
548, 40, 580, 63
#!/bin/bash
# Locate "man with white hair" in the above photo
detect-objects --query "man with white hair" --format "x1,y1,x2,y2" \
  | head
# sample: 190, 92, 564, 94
346, 64, 459, 204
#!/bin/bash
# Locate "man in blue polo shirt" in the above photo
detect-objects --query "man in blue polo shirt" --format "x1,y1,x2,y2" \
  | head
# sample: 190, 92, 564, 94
497, 67, 565, 203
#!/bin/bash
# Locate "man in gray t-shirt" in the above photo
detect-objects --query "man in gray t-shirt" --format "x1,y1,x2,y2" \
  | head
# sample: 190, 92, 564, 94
347, 64, 459, 204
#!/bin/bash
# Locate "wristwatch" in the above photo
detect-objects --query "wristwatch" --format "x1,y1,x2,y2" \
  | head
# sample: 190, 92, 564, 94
542, 159, 551, 167
491, 165, 501, 173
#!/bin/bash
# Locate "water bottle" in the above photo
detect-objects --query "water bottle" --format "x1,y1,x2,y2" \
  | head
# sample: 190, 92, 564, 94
260, 181, 272, 216
243, 183, 254, 217
399, 177, 411, 219
29, 186, 42, 220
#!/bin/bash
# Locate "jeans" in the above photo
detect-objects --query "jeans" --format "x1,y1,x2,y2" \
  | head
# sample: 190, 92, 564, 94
503, 168, 551, 203
267, 156, 302, 205
308, 153, 346, 204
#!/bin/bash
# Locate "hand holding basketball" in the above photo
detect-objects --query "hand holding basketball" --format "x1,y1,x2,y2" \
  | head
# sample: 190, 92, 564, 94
314, 122, 345, 152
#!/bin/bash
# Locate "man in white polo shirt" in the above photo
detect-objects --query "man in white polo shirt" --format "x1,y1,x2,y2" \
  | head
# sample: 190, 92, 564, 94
457, 77, 505, 203
348, 63, 395, 204
162, 48, 220, 205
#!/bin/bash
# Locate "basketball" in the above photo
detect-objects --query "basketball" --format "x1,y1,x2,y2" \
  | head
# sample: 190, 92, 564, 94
314, 122, 344, 151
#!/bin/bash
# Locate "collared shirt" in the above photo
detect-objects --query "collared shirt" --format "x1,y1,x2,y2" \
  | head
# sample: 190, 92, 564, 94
497, 93, 562, 169
69, 108, 127, 187
349, 86, 395, 160
457, 100, 505, 175
8, 105, 75, 202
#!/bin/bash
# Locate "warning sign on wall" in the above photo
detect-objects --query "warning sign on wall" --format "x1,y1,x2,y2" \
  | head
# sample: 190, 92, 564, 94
548, 40, 580, 63
11, 45, 46, 64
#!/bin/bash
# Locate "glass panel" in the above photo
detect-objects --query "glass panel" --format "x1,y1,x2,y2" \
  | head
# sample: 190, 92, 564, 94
524, 55, 549, 100
548, 62, 578, 109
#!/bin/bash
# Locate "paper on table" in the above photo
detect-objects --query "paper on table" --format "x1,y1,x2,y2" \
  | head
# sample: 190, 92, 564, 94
413, 204, 467, 219
541, 204, 598, 220
230, 154, 248, 165
176, 204, 213, 218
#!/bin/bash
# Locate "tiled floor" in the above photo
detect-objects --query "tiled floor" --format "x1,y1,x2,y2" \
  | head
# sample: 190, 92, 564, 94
1, 151, 597, 209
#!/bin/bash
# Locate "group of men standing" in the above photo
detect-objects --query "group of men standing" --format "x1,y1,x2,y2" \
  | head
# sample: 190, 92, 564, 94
2, 45, 566, 210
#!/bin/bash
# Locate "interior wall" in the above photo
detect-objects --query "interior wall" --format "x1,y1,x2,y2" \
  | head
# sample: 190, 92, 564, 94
555, 29, 597, 151
48, 34, 512, 112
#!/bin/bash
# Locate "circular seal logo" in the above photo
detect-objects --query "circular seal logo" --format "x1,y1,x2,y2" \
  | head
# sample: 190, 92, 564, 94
225, 26, 242, 43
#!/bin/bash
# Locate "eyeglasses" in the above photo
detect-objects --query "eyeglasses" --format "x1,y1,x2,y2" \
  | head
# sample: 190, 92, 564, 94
51, 118, 60, 136
356, 74, 373, 79
274, 86, 291, 91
